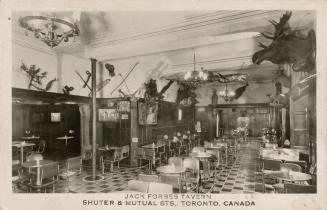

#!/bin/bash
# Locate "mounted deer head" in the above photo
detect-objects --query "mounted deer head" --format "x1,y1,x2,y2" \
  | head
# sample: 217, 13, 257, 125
252, 11, 316, 72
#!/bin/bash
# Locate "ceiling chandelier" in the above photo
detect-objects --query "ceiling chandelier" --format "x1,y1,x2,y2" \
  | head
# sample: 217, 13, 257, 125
182, 52, 209, 89
19, 15, 80, 48
219, 84, 235, 102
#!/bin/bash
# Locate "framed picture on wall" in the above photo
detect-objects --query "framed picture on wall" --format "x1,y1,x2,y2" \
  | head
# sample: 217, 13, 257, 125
118, 101, 130, 112
138, 102, 158, 125
98, 108, 119, 122
51, 112, 61, 122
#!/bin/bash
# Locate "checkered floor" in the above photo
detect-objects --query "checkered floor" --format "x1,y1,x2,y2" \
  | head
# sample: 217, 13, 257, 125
14, 139, 266, 193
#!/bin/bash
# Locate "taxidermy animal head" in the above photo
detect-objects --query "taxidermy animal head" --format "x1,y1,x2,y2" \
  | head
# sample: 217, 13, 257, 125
230, 82, 249, 101
252, 11, 316, 72
20, 62, 57, 91
176, 83, 199, 105
62, 85, 74, 95
105, 63, 115, 77
144, 79, 174, 101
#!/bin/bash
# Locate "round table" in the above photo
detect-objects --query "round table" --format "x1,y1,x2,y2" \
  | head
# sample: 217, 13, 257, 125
156, 165, 186, 174
12, 142, 35, 164
263, 153, 298, 162
189, 152, 212, 159
21, 136, 40, 141
56, 136, 74, 146
22, 160, 56, 186
272, 171, 312, 182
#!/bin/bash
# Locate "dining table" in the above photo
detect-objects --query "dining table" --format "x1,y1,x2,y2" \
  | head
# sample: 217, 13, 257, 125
142, 142, 166, 152
261, 148, 299, 161
56, 135, 74, 146
12, 141, 35, 164
205, 143, 228, 165
271, 170, 312, 183
156, 164, 186, 174
189, 152, 212, 161
22, 160, 57, 186
21, 135, 41, 142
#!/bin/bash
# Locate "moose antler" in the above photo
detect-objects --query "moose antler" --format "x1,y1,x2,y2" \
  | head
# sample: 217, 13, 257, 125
272, 11, 292, 40
258, 42, 268, 49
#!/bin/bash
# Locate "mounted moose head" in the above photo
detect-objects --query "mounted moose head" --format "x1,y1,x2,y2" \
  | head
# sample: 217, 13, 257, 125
144, 79, 174, 102
176, 82, 199, 106
252, 11, 316, 72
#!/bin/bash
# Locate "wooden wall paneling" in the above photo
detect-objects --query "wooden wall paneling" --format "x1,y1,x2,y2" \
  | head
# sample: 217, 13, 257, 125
12, 104, 31, 140
137, 101, 195, 145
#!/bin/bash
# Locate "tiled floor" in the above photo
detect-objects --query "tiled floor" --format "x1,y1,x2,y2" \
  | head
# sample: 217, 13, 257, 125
15, 139, 266, 193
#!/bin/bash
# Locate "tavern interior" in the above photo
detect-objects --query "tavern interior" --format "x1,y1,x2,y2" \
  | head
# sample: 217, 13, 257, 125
12, 10, 317, 194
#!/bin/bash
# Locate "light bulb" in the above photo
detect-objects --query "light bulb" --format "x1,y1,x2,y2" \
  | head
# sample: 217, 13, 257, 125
184, 71, 191, 80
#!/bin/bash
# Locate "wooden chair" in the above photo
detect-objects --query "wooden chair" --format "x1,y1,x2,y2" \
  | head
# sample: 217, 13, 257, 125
148, 182, 173, 193
127, 180, 149, 193
27, 162, 59, 193
134, 148, 145, 168
27, 140, 46, 156
285, 160, 307, 172
157, 140, 167, 162
138, 174, 159, 182
159, 174, 182, 193
144, 148, 161, 170
168, 157, 183, 167
100, 150, 119, 174
263, 159, 281, 171
60, 156, 82, 191
118, 145, 130, 167
12, 160, 24, 192
284, 183, 316, 193
183, 157, 200, 193
262, 159, 281, 193
280, 163, 302, 172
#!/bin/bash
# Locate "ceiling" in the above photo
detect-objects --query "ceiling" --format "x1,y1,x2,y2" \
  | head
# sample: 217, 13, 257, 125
12, 10, 315, 83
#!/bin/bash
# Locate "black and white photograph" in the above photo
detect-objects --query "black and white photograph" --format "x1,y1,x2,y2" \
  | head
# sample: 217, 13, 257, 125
1, 1, 327, 210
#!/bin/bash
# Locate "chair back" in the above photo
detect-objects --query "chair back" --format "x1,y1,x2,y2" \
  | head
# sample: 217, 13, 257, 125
148, 182, 173, 193
102, 149, 118, 161
26, 154, 43, 162
284, 183, 316, 193
121, 145, 130, 159
263, 159, 281, 171
168, 157, 183, 167
127, 180, 149, 193
134, 148, 145, 157
192, 147, 205, 153
183, 157, 199, 171
159, 174, 181, 191
41, 162, 59, 180
67, 156, 82, 172
144, 148, 156, 158
138, 174, 159, 182
285, 161, 307, 172
280, 163, 302, 172
37, 140, 46, 153
205, 149, 219, 162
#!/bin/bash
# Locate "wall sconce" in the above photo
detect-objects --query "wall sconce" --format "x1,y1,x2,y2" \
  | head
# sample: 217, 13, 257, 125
178, 109, 182, 121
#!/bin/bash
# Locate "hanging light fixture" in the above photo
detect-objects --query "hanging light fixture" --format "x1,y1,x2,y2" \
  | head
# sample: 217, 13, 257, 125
19, 13, 80, 48
219, 84, 235, 102
182, 52, 209, 89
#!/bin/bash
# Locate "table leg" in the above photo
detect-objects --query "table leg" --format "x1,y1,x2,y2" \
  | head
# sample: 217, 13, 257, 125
36, 167, 41, 185
20, 147, 24, 165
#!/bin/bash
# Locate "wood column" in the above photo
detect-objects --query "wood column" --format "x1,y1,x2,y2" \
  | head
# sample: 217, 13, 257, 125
91, 58, 97, 180
130, 100, 138, 166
